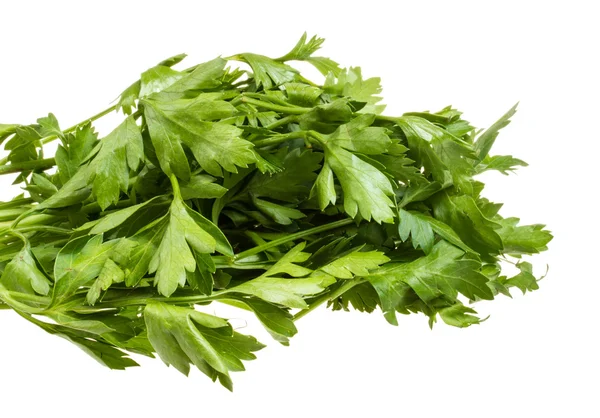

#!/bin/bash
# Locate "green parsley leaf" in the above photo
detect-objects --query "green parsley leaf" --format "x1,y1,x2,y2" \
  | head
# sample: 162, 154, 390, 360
144, 302, 264, 390
320, 249, 390, 279
474, 103, 519, 163
496, 217, 553, 255
398, 209, 435, 254
85, 116, 144, 210
367, 241, 493, 325
0, 242, 51, 295
143, 96, 255, 179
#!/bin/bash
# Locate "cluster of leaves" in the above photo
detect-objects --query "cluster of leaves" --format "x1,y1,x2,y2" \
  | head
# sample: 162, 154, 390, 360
0, 34, 551, 390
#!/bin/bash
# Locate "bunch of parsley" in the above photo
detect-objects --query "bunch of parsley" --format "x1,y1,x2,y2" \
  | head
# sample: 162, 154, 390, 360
0, 34, 552, 390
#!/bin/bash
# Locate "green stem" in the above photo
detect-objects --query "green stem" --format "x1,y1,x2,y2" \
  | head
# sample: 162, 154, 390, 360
169, 174, 181, 198
0, 197, 34, 209
7, 291, 51, 305
72, 294, 218, 312
0, 158, 56, 175
214, 262, 272, 270
238, 97, 311, 115
242, 93, 303, 108
0, 284, 47, 314
41, 104, 118, 146
293, 278, 365, 321
0, 208, 31, 222
0, 214, 63, 230
82, 198, 135, 214
264, 115, 298, 130
401, 112, 452, 124
233, 218, 354, 261
253, 131, 309, 148
374, 115, 401, 124
16, 226, 72, 235
0, 104, 117, 167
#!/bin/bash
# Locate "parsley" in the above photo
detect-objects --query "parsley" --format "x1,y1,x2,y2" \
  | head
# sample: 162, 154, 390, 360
0, 34, 552, 390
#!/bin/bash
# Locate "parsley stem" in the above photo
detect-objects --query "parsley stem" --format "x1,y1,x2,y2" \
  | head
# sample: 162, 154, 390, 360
82, 199, 135, 214
0, 214, 63, 230
238, 97, 311, 115
0, 158, 56, 175
73, 294, 218, 312
242, 93, 304, 108
54, 104, 118, 141
253, 131, 308, 147
264, 115, 298, 130
0, 104, 118, 167
6, 291, 50, 305
293, 278, 366, 321
0, 197, 34, 209
233, 218, 354, 261
16, 226, 73, 235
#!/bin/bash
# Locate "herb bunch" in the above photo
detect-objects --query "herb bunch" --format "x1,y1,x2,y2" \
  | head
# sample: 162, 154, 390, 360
0, 34, 552, 390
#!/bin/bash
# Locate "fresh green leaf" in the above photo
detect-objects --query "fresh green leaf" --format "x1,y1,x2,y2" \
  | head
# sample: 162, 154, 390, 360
496, 217, 553, 255
144, 302, 264, 390
398, 209, 434, 254
320, 121, 396, 223
438, 303, 482, 328
367, 241, 493, 325
474, 103, 518, 163
142, 96, 256, 179
476, 154, 528, 175
320, 249, 390, 279
235, 53, 297, 89
432, 191, 503, 256
225, 274, 335, 309
503, 261, 540, 294
221, 297, 297, 345
148, 192, 229, 297
85, 116, 144, 210
53, 235, 119, 305
246, 148, 322, 203
55, 123, 99, 184
0, 242, 51, 295
86, 258, 125, 305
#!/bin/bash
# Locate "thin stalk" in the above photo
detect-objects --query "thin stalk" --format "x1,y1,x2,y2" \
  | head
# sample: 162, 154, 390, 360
0, 208, 31, 222
0, 158, 56, 175
0, 104, 117, 167
7, 292, 51, 305
53, 104, 118, 142
253, 131, 309, 148
82, 198, 135, 214
242, 92, 303, 108
233, 218, 354, 261
264, 115, 298, 130
0, 284, 47, 314
293, 278, 365, 321
73, 294, 218, 312
401, 112, 452, 124
0, 214, 63, 230
16, 226, 73, 235
374, 115, 401, 124
0, 197, 34, 209
238, 97, 311, 115
214, 262, 272, 270
169, 173, 181, 197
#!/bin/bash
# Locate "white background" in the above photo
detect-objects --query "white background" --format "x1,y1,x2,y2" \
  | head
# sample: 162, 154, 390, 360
1, 0, 598, 416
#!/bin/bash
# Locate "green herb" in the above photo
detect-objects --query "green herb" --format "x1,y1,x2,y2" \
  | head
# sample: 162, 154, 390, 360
0, 33, 552, 390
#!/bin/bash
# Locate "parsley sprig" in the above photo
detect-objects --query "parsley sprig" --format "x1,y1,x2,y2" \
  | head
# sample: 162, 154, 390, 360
0, 33, 552, 390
